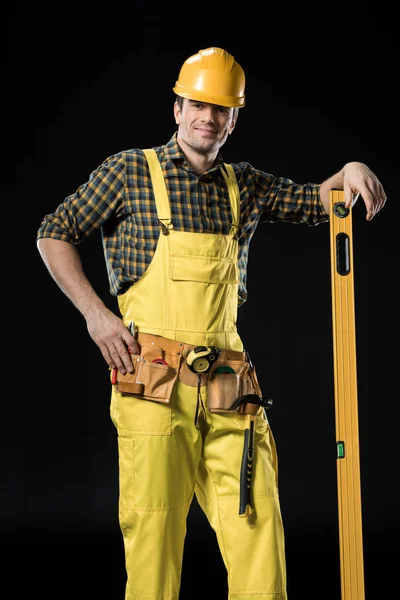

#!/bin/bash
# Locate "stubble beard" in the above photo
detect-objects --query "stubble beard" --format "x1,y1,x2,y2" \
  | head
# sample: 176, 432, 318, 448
180, 123, 221, 156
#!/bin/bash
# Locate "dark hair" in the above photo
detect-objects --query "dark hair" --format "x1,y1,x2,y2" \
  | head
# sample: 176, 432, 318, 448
175, 96, 239, 121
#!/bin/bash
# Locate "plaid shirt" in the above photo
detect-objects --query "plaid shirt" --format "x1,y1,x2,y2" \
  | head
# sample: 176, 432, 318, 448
37, 133, 328, 306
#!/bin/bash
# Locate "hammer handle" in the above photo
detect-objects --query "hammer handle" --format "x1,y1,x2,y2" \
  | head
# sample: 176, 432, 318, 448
239, 414, 255, 516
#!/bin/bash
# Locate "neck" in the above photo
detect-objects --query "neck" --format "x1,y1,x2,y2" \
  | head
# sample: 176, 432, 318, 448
177, 136, 218, 175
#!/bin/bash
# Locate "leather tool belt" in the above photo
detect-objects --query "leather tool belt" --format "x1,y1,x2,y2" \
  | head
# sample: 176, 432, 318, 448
111, 332, 263, 415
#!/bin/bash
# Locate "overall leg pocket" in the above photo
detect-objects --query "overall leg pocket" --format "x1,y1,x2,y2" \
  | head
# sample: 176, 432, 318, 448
113, 388, 173, 510
114, 382, 202, 511
114, 387, 173, 435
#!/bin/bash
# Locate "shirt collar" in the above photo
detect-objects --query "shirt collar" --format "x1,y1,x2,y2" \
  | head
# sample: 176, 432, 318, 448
163, 132, 226, 174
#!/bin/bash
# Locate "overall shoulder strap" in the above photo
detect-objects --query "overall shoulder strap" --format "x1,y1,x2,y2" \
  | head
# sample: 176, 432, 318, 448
142, 149, 173, 230
221, 164, 240, 236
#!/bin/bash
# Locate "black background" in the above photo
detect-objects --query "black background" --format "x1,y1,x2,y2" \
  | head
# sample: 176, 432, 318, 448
9, 5, 398, 599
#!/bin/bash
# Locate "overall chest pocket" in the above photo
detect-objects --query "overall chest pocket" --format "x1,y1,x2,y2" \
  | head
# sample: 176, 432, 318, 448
170, 254, 238, 284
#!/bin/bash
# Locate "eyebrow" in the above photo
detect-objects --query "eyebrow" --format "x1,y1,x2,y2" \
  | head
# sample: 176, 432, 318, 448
188, 100, 228, 110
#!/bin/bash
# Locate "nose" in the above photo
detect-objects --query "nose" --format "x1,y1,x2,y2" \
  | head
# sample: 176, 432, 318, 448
201, 106, 216, 122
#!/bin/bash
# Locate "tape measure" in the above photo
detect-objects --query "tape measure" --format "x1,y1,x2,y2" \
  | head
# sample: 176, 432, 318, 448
186, 345, 220, 373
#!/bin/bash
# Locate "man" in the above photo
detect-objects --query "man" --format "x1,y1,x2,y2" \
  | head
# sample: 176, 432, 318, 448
36, 47, 386, 600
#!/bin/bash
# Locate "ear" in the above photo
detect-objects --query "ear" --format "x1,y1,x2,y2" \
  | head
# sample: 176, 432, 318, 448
228, 117, 236, 135
173, 101, 181, 125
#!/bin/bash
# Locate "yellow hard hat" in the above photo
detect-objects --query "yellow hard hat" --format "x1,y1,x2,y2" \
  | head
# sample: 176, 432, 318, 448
173, 47, 245, 108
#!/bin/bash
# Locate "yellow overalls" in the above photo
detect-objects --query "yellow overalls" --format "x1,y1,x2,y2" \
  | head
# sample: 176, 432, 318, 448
110, 149, 288, 600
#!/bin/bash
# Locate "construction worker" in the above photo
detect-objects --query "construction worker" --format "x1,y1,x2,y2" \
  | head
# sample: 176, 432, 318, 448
36, 47, 386, 600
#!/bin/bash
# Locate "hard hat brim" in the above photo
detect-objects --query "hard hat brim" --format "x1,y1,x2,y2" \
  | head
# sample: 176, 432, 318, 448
173, 84, 245, 109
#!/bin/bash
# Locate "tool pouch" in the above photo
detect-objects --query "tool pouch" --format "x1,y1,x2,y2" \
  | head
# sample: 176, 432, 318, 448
206, 360, 262, 415
112, 352, 180, 404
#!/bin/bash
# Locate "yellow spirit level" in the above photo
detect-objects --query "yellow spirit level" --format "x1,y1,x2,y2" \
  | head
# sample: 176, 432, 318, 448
329, 189, 365, 599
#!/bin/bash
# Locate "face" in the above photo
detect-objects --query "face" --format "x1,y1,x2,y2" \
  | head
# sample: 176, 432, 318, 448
174, 99, 236, 155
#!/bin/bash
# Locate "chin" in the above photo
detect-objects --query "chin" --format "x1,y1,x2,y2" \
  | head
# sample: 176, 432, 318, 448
194, 139, 218, 153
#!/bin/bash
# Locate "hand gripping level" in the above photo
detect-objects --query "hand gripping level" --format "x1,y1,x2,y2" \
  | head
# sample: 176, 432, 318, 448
329, 189, 365, 599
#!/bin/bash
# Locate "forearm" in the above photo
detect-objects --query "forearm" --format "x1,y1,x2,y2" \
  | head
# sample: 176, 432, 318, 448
36, 237, 106, 319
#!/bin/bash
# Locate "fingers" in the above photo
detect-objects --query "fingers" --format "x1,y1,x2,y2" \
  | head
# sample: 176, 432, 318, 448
87, 312, 141, 374
101, 343, 134, 374
343, 182, 354, 208
116, 343, 136, 374
376, 181, 387, 213
128, 339, 141, 355
344, 179, 387, 221
100, 332, 139, 374
362, 182, 387, 221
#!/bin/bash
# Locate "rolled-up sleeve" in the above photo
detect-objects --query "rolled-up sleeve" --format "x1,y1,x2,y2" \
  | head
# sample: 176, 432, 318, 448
36, 153, 127, 244
261, 175, 328, 225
